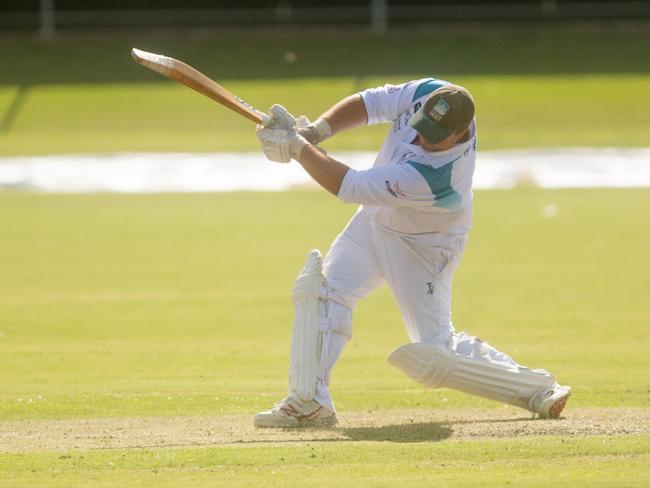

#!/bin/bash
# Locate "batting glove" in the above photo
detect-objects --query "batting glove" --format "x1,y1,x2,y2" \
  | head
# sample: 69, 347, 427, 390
265, 104, 296, 130
256, 126, 308, 163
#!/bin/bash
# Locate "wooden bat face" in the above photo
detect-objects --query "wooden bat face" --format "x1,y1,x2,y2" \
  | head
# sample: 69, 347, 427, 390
131, 48, 270, 126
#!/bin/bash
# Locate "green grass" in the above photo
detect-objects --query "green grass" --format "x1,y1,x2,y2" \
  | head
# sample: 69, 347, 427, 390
1, 189, 649, 421
1, 74, 649, 155
2, 435, 650, 487
1, 28, 649, 155
1, 189, 649, 485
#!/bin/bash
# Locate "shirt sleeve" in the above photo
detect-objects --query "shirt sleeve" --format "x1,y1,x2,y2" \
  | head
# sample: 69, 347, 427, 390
359, 78, 449, 126
338, 164, 443, 208
359, 81, 420, 125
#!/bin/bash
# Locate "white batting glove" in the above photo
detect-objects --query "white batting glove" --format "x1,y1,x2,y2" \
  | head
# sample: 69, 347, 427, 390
256, 126, 308, 163
298, 117, 332, 145
265, 104, 296, 130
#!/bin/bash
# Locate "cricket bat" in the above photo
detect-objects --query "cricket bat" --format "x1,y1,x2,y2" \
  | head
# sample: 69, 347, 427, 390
131, 48, 270, 126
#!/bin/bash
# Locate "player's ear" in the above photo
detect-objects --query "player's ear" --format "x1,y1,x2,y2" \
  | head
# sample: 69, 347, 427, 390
455, 127, 469, 140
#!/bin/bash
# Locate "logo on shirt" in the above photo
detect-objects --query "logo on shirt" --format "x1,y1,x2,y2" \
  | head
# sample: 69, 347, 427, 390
385, 180, 406, 198
385, 180, 398, 198
426, 282, 434, 295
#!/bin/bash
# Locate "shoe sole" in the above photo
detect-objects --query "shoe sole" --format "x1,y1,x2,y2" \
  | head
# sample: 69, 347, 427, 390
539, 388, 571, 419
547, 392, 570, 418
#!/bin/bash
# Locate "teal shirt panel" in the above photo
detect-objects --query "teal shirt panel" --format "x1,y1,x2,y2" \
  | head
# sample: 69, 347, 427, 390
405, 160, 462, 211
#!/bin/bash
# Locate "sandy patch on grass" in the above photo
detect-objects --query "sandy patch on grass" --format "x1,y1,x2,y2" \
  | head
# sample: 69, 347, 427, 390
1, 408, 648, 452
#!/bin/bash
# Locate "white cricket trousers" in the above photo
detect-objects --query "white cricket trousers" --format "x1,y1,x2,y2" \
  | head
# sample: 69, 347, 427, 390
315, 208, 478, 409
325, 208, 466, 343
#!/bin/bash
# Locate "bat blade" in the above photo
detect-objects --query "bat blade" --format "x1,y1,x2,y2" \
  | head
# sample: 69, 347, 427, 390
131, 48, 269, 125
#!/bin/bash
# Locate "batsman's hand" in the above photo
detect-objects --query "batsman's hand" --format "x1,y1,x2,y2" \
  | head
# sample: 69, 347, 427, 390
256, 126, 308, 163
264, 104, 312, 133
265, 104, 296, 130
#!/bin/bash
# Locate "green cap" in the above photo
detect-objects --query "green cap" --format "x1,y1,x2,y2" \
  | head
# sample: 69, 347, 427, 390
409, 84, 475, 144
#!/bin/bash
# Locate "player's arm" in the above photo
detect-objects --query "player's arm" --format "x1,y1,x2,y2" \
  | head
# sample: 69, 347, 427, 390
257, 124, 445, 204
257, 116, 436, 203
299, 80, 422, 144
299, 94, 368, 145
258, 104, 352, 195
293, 144, 443, 207
294, 144, 350, 195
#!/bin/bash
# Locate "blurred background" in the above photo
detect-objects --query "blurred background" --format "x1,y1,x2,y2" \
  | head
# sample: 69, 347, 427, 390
1, 0, 648, 191
3, 1, 650, 33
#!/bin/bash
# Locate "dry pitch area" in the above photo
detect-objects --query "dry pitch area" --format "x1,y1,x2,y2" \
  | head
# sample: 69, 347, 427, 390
3, 408, 649, 453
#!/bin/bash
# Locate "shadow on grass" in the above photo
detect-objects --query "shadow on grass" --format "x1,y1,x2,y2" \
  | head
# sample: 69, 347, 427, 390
0, 85, 29, 133
336, 415, 537, 443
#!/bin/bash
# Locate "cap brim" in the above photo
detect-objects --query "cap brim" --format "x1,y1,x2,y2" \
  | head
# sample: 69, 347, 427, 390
409, 107, 453, 144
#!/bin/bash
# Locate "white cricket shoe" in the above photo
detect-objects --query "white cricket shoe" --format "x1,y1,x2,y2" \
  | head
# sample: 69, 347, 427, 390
254, 395, 337, 428
530, 384, 571, 419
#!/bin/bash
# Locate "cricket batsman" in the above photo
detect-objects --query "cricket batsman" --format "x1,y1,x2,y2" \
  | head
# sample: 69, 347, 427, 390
253, 78, 571, 427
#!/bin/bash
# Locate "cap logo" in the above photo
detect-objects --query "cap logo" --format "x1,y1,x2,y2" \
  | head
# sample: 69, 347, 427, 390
429, 99, 449, 121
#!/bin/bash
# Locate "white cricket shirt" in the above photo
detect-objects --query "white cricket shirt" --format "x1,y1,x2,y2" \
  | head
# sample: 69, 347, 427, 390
337, 78, 477, 238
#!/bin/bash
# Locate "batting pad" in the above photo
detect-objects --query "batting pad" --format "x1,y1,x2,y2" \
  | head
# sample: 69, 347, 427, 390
289, 249, 324, 401
387, 342, 555, 411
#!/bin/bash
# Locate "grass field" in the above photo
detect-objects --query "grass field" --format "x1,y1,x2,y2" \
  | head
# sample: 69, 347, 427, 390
1, 28, 649, 155
2, 74, 649, 156
1, 189, 649, 485
2, 436, 648, 486
1, 26, 649, 486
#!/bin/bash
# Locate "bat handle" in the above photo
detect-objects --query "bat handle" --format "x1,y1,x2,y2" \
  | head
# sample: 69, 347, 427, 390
260, 113, 273, 127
